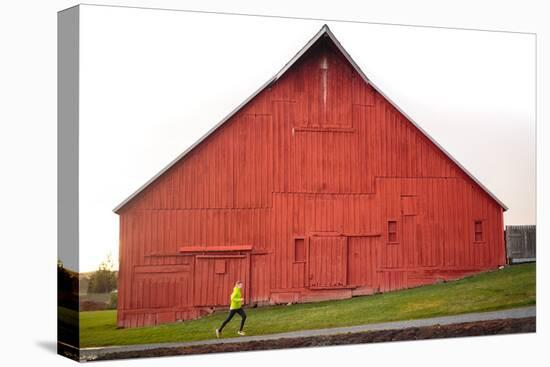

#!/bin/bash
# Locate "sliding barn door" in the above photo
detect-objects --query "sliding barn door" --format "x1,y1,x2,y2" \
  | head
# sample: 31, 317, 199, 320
308, 236, 348, 288
193, 256, 249, 307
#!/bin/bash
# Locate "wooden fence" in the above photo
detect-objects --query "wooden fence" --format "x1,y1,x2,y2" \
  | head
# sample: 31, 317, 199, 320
505, 225, 536, 264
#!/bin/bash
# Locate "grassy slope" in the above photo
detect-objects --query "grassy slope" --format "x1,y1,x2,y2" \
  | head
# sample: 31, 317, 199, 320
80, 263, 535, 347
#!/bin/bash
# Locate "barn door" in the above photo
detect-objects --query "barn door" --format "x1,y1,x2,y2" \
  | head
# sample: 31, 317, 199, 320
308, 236, 348, 288
132, 264, 193, 310
347, 236, 378, 287
403, 215, 417, 267
193, 255, 249, 307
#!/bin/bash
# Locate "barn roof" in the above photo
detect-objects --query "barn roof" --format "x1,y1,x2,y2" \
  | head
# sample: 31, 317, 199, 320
113, 24, 508, 213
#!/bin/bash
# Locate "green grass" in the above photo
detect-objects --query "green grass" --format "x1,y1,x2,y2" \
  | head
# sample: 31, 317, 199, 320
80, 263, 535, 348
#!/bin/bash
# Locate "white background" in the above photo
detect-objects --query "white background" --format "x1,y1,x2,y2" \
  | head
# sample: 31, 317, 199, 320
0, 0, 548, 366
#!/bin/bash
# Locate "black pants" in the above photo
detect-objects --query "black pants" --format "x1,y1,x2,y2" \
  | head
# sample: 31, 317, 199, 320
219, 308, 247, 332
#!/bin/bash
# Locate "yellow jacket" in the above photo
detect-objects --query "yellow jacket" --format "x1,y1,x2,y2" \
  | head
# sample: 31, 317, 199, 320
230, 287, 243, 310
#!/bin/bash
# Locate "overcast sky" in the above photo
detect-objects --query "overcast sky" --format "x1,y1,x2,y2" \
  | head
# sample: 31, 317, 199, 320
73, 4, 535, 272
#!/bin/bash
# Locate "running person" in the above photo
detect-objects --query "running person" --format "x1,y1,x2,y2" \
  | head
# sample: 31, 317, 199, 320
216, 281, 247, 337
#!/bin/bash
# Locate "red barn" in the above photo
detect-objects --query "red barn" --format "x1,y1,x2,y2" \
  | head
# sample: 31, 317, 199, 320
114, 25, 507, 328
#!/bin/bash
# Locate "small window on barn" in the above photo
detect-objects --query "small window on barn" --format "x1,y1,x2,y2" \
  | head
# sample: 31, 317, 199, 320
388, 221, 398, 243
474, 220, 483, 242
294, 238, 306, 262
214, 259, 226, 274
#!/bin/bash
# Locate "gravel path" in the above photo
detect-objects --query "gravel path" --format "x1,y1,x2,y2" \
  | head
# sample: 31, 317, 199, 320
79, 306, 535, 361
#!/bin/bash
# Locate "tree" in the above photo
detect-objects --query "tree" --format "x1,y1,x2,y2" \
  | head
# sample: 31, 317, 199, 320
57, 259, 79, 309
88, 253, 118, 293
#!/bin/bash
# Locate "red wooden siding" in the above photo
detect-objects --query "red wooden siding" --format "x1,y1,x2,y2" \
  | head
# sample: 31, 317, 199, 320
115, 29, 506, 327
